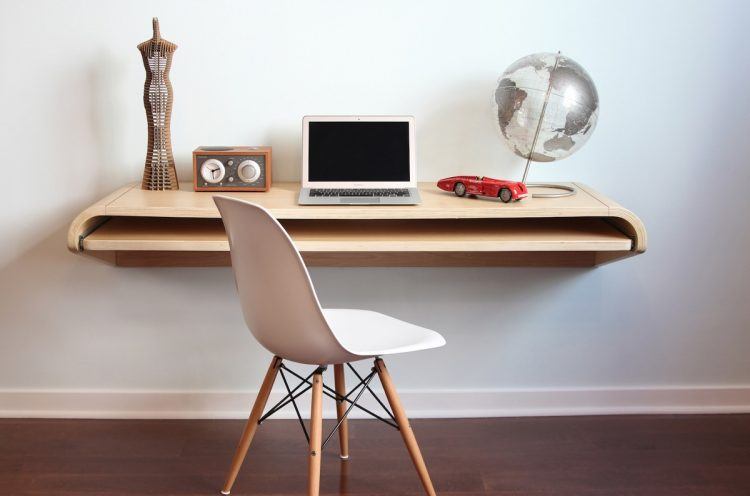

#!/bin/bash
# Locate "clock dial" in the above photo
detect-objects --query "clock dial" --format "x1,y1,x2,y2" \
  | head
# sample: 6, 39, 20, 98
200, 159, 225, 184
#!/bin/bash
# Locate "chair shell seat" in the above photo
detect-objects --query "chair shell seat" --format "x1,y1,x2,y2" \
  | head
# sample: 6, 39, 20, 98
323, 309, 446, 361
213, 196, 446, 366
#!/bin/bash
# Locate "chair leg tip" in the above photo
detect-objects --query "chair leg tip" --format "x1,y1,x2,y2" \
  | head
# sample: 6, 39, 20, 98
340, 454, 349, 460
220, 490, 230, 495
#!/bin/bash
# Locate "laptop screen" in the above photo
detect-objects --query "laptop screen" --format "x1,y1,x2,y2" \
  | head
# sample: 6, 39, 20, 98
308, 121, 410, 182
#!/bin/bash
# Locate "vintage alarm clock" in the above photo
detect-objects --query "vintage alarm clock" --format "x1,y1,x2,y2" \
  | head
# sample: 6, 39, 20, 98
193, 146, 272, 191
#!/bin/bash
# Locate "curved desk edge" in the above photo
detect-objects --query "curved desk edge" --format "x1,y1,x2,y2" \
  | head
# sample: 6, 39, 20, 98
575, 183, 647, 254
67, 184, 137, 253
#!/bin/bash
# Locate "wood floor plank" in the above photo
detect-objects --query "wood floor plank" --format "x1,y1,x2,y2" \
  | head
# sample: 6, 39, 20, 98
0, 416, 749, 495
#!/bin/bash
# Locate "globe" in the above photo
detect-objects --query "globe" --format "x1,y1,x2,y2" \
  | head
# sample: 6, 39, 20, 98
494, 52, 599, 164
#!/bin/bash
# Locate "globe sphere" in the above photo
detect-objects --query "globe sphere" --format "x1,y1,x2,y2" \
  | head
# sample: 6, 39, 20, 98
494, 52, 599, 162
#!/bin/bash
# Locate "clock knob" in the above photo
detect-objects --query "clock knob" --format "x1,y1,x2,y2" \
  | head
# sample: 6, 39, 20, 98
237, 159, 261, 183
200, 159, 226, 184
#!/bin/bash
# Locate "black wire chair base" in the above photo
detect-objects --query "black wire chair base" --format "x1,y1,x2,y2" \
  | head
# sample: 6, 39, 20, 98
257, 360, 398, 452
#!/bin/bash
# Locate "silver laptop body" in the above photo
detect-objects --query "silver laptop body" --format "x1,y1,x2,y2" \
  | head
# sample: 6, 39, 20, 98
298, 116, 421, 205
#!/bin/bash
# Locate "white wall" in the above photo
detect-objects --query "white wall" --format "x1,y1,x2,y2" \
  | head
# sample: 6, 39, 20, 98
1, 0, 749, 417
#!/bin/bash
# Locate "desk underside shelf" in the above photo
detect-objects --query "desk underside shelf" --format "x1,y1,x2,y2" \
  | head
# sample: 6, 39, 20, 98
68, 182, 646, 267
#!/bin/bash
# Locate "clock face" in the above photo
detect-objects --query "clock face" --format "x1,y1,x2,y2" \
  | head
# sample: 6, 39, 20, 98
200, 159, 225, 184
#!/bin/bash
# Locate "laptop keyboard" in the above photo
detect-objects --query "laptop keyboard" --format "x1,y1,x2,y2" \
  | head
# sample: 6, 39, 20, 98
309, 188, 410, 197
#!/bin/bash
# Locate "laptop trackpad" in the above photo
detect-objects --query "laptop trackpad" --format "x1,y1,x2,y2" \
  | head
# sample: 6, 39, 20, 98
342, 197, 380, 203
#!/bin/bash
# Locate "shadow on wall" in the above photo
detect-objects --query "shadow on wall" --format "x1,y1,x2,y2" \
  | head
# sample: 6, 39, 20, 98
220, 78, 528, 184
0, 220, 253, 390
264, 125, 302, 182
0, 212, 595, 390
308, 264, 600, 387
87, 50, 135, 191
417, 78, 524, 182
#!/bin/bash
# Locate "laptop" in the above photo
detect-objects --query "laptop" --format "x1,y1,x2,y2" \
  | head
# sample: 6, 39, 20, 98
298, 116, 421, 205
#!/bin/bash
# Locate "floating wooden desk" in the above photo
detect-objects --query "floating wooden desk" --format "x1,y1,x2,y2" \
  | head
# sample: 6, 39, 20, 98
68, 182, 646, 267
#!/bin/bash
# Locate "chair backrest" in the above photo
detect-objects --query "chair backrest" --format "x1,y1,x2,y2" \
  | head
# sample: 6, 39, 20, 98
214, 196, 350, 365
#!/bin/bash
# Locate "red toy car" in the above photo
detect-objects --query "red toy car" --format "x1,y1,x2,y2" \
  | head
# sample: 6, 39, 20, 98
437, 176, 528, 203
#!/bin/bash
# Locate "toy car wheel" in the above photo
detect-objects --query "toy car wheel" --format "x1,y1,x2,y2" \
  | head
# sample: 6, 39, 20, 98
499, 187, 512, 203
454, 182, 466, 197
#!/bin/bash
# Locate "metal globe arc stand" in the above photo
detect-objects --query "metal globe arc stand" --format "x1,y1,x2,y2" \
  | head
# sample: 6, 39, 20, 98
521, 51, 577, 199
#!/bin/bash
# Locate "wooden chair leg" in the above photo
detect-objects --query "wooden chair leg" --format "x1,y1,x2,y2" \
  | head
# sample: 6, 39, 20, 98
375, 358, 437, 496
221, 356, 282, 495
308, 368, 325, 496
333, 363, 350, 460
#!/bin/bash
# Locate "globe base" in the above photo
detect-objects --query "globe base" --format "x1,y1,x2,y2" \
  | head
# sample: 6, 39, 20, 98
526, 183, 577, 198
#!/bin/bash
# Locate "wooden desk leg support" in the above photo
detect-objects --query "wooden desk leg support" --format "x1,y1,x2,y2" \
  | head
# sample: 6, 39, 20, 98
334, 363, 350, 460
221, 356, 282, 495
375, 358, 437, 496
308, 368, 325, 496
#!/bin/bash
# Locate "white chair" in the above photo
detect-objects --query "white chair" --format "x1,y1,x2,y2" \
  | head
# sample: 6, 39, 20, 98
214, 196, 446, 496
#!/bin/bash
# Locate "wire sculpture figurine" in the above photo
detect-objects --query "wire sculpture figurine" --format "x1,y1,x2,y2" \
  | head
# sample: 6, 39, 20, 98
138, 18, 178, 190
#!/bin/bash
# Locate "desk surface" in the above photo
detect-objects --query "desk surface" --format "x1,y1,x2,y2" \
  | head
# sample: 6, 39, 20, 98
100, 181, 631, 220
68, 181, 646, 267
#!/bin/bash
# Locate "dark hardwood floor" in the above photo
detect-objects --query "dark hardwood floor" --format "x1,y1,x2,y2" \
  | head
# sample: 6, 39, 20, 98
1, 415, 749, 495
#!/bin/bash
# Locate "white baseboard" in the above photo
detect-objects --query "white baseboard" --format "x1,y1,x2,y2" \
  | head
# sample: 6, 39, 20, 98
1, 386, 749, 419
